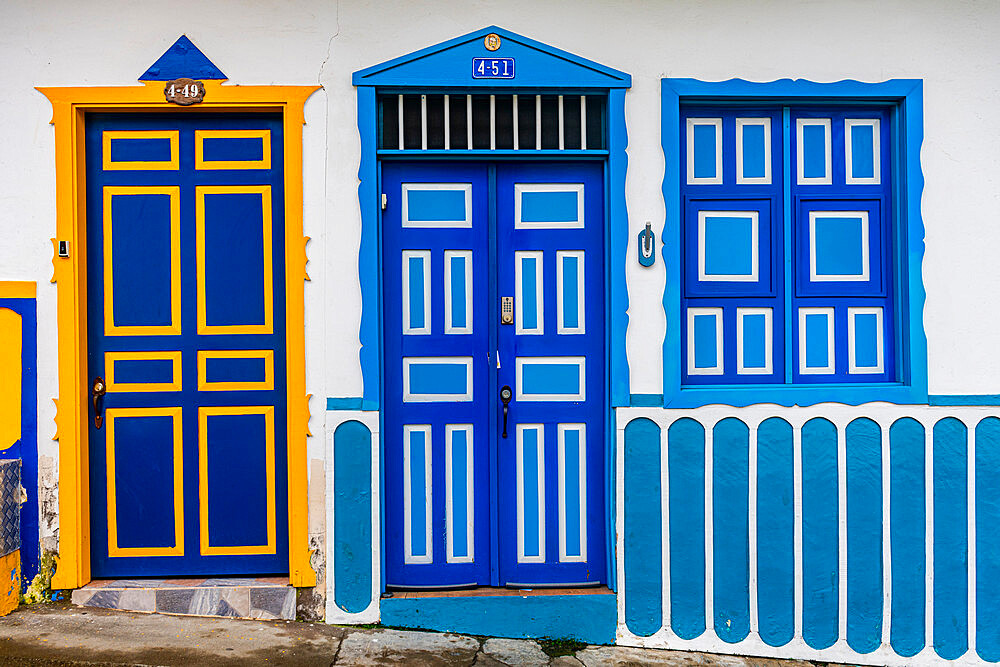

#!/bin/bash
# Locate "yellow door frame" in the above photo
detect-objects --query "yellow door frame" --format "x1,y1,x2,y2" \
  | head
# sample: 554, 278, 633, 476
38, 81, 319, 589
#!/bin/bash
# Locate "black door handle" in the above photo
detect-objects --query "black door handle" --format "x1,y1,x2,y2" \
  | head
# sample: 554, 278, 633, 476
92, 376, 106, 429
500, 385, 512, 438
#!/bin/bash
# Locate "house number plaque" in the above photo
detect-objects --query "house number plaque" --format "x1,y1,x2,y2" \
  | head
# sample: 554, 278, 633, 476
164, 78, 206, 106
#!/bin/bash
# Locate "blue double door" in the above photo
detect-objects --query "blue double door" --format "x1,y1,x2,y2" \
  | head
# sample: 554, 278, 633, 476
383, 161, 605, 588
85, 113, 288, 577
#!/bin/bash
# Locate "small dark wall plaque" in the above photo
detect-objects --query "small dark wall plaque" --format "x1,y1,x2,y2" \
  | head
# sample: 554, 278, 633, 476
164, 78, 205, 106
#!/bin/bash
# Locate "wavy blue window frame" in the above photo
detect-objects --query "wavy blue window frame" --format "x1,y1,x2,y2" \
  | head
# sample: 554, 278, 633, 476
661, 79, 927, 407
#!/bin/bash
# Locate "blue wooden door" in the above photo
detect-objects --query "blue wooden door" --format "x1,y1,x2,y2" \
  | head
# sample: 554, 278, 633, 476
382, 161, 605, 588
85, 113, 289, 577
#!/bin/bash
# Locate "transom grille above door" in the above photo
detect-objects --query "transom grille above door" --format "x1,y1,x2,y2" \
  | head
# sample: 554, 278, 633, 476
379, 94, 607, 151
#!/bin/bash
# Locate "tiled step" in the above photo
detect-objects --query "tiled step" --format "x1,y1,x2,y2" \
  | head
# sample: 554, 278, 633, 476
71, 577, 295, 620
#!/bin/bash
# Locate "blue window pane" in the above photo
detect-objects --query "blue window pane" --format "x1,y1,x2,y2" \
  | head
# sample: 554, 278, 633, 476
562, 255, 580, 328
814, 216, 865, 277
450, 255, 466, 329
705, 216, 754, 277
409, 362, 468, 395
802, 124, 827, 179
521, 191, 578, 223
742, 124, 766, 179
408, 256, 425, 329
693, 314, 718, 368
521, 363, 580, 395
693, 124, 718, 179
854, 313, 879, 368
851, 125, 875, 179
805, 314, 830, 368
407, 189, 467, 222
742, 314, 768, 369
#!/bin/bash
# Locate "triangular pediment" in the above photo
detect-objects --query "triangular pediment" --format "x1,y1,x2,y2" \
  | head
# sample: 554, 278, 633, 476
139, 35, 227, 82
353, 26, 629, 88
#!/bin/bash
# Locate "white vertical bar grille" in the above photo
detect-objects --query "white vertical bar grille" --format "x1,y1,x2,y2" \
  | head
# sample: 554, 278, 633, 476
397, 94, 404, 150
793, 424, 804, 639
837, 424, 848, 640
513, 94, 519, 150
466, 95, 473, 150
444, 94, 451, 150
748, 423, 759, 636
580, 95, 587, 150
535, 94, 542, 150
704, 425, 714, 634
558, 94, 565, 150
881, 423, 892, 647
925, 424, 934, 650
490, 94, 496, 151
420, 94, 427, 150
968, 424, 977, 655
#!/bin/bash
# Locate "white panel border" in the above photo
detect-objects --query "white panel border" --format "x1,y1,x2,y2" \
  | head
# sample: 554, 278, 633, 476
514, 183, 585, 229
686, 117, 723, 185
808, 210, 870, 282
698, 210, 760, 282
402, 424, 433, 565
401, 183, 472, 228
736, 307, 773, 375
517, 423, 546, 563
735, 117, 772, 185
443, 250, 473, 335
796, 118, 833, 185
798, 307, 836, 374
445, 424, 474, 563
845, 119, 881, 185
401, 250, 431, 335
556, 250, 586, 334
515, 250, 544, 335
402, 356, 474, 402
515, 356, 587, 402
558, 423, 587, 563
686, 307, 724, 376
848, 306, 885, 374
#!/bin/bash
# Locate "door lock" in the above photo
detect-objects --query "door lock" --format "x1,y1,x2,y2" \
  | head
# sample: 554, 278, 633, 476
500, 385, 512, 438
91, 376, 107, 429
501, 296, 514, 325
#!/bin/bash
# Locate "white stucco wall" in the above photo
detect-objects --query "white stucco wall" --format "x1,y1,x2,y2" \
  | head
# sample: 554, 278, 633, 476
2, 0, 999, 551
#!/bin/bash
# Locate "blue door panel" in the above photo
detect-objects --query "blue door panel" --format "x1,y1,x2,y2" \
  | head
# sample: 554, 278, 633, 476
86, 113, 289, 577
383, 161, 606, 588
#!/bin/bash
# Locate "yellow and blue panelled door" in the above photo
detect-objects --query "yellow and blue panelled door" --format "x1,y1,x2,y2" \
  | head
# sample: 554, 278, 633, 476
85, 113, 288, 577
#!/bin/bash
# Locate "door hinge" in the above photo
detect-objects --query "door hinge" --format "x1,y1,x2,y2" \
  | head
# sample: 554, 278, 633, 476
381, 193, 387, 211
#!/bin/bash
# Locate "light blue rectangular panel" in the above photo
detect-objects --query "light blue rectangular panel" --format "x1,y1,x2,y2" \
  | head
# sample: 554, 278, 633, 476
562, 255, 580, 329
693, 313, 718, 368
805, 313, 830, 368
406, 189, 467, 222
564, 428, 582, 558
408, 362, 468, 395
409, 429, 428, 558
450, 255, 467, 329
851, 124, 875, 179
523, 428, 541, 558
742, 124, 766, 179
814, 216, 865, 277
521, 362, 581, 395
521, 256, 538, 329
693, 124, 717, 179
742, 313, 768, 369
408, 256, 425, 330
854, 312, 879, 368
802, 124, 827, 179
520, 191, 578, 223
704, 215, 754, 276
452, 429, 469, 559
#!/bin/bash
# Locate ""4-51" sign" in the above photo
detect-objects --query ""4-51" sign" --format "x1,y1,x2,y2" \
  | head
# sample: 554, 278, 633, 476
472, 57, 515, 79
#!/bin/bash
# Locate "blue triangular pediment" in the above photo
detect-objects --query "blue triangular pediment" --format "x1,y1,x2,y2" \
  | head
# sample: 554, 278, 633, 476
353, 26, 630, 88
139, 35, 227, 81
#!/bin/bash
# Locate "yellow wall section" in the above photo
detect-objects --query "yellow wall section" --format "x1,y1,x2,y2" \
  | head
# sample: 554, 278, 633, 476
0, 551, 18, 616
0, 308, 22, 452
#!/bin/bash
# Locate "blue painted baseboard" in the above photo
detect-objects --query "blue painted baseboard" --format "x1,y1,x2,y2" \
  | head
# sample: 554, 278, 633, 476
380, 593, 617, 644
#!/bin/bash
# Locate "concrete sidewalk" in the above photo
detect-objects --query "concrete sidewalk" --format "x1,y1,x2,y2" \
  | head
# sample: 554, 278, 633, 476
0, 603, 846, 666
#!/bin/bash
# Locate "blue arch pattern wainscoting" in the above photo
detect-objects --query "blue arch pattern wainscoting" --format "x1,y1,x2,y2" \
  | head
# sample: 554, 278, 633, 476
617, 405, 1000, 665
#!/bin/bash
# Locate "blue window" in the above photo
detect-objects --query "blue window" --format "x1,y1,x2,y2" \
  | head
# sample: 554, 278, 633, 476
663, 80, 927, 407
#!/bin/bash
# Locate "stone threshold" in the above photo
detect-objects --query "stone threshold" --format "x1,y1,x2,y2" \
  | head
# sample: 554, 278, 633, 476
70, 577, 295, 620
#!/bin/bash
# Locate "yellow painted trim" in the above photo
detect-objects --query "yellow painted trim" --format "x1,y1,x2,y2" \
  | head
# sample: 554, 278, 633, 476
40, 80, 318, 589
105, 350, 182, 392
106, 407, 184, 557
198, 406, 277, 556
195, 129, 271, 170
195, 185, 274, 335
0, 281, 36, 299
0, 309, 22, 452
102, 130, 179, 171
103, 186, 182, 336
197, 349, 275, 391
